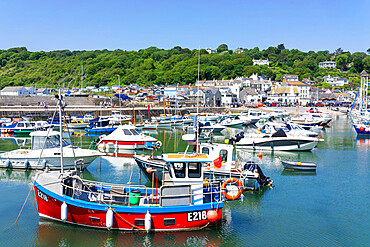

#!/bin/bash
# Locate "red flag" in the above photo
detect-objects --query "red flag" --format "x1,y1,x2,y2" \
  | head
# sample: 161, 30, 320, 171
213, 156, 222, 169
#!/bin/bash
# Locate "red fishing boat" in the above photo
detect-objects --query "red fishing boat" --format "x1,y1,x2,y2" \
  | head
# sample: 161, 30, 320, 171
33, 153, 224, 231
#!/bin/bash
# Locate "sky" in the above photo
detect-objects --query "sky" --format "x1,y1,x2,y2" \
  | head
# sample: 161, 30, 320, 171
0, 0, 369, 53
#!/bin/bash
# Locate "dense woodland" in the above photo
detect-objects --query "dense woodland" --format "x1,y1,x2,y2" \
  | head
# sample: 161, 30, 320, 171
0, 44, 369, 90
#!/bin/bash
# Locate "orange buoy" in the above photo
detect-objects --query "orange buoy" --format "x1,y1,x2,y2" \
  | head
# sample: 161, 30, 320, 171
258, 152, 263, 158
207, 210, 218, 222
221, 178, 243, 200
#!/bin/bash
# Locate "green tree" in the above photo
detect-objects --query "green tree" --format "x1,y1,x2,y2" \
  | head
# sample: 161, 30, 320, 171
336, 54, 348, 70
335, 48, 343, 56
353, 57, 363, 73
363, 56, 370, 72
216, 44, 228, 53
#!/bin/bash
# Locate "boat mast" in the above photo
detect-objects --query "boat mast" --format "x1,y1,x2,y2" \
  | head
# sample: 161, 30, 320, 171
118, 75, 121, 118
80, 65, 83, 93
58, 88, 64, 173
196, 48, 200, 153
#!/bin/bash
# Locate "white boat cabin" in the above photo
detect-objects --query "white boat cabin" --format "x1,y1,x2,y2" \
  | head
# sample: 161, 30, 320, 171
30, 131, 71, 150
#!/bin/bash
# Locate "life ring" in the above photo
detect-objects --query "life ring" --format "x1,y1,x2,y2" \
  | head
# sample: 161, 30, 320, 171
221, 178, 243, 200
156, 140, 162, 148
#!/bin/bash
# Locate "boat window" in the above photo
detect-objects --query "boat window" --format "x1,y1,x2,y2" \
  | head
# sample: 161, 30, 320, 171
32, 135, 69, 149
25, 123, 30, 127
18, 123, 24, 127
130, 129, 139, 135
220, 150, 228, 162
188, 162, 201, 178
201, 147, 209, 155
173, 162, 185, 178
123, 129, 132, 135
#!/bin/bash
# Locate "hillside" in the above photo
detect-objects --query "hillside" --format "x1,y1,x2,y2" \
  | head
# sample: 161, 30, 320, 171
0, 45, 369, 89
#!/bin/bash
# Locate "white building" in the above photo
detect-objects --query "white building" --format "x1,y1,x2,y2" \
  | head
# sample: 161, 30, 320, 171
249, 74, 272, 93
164, 86, 178, 98
99, 86, 111, 92
268, 86, 300, 103
0, 86, 29, 96
253, 59, 269, 66
111, 85, 121, 91
195, 77, 249, 102
234, 48, 244, 54
86, 86, 96, 91
218, 88, 237, 105
206, 48, 217, 54
319, 61, 336, 68
37, 88, 50, 96
323, 75, 349, 87
25, 87, 37, 95
285, 81, 311, 99
282, 74, 299, 82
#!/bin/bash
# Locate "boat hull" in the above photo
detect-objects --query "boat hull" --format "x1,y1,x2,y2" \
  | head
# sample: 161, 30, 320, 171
34, 184, 223, 231
281, 161, 317, 170
0, 155, 97, 170
353, 125, 370, 136
236, 138, 319, 151
98, 140, 156, 150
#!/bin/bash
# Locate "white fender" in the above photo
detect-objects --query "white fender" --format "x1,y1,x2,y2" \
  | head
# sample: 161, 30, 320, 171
24, 160, 30, 169
106, 208, 113, 229
41, 159, 47, 169
145, 210, 151, 232
5, 159, 11, 168
61, 202, 67, 222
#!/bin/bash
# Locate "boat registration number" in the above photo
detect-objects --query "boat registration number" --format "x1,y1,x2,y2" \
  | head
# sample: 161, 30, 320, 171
187, 210, 207, 222
37, 190, 48, 202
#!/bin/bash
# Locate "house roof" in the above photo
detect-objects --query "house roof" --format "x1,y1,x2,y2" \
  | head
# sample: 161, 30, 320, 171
287, 81, 309, 86
1, 86, 24, 92
360, 70, 369, 77
269, 86, 298, 95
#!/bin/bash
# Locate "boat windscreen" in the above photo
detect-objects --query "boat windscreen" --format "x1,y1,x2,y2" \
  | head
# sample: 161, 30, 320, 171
130, 129, 140, 135
32, 135, 70, 149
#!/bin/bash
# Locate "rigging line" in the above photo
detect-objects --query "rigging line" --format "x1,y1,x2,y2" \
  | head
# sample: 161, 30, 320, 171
12, 171, 43, 227
35, 108, 57, 167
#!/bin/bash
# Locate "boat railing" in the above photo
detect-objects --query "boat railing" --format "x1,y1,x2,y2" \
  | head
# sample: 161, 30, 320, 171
62, 177, 223, 207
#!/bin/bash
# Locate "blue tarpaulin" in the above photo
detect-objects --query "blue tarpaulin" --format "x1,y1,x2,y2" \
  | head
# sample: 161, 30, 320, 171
114, 94, 132, 100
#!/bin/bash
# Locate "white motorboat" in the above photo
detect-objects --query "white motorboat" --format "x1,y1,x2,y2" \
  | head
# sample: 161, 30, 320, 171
229, 129, 323, 151
219, 116, 244, 128
0, 130, 104, 170
199, 113, 219, 122
201, 122, 226, 133
259, 122, 319, 138
97, 125, 159, 150
141, 122, 158, 130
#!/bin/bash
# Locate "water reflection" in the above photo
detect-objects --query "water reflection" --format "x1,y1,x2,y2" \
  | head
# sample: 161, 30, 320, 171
35, 221, 222, 246
0, 168, 35, 181
355, 136, 370, 152
281, 170, 317, 176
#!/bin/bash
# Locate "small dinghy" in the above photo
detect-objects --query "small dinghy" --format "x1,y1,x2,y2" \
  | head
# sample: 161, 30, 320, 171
281, 160, 317, 170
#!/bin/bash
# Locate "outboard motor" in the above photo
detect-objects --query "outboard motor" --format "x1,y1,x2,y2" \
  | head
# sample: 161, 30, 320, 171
227, 131, 244, 145
244, 161, 273, 186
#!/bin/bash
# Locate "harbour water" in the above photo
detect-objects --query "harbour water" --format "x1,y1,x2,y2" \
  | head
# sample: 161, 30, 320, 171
0, 115, 368, 246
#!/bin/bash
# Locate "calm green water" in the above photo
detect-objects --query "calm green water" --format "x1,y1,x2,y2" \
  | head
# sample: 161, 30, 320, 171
0, 116, 368, 246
